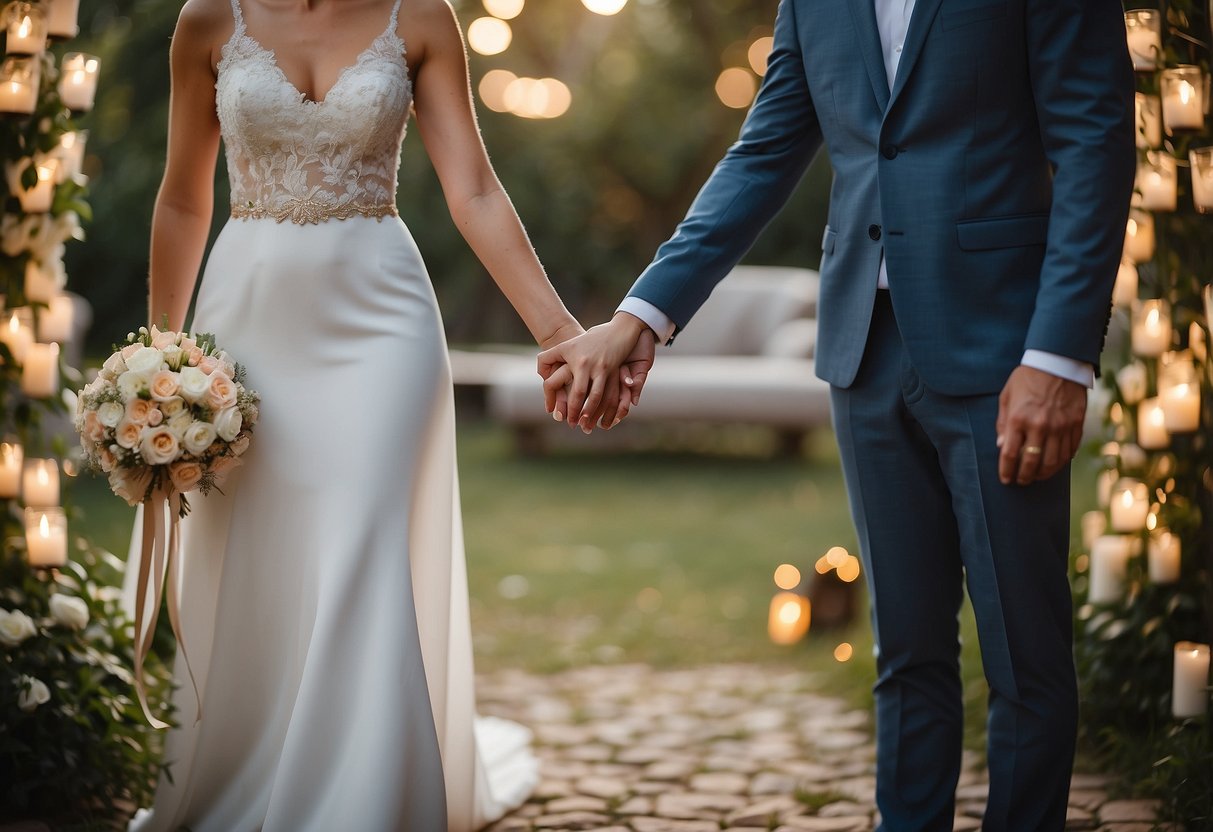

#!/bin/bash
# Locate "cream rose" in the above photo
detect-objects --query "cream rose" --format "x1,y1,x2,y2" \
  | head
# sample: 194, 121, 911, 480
109, 466, 153, 506
151, 329, 176, 350
186, 346, 203, 366
97, 401, 124, 428
159, 396, 186, 418
125, 398, 154, 426
149, 370, 181, 401
0, 609, 37, 647
114, 419, 142, 450
116, 371, 150, 399
179, 336, 197, 352
16, 675, 50, 712
168, 460, 204, 493
101, 351, 127, 379
124, 346, 164, 375
213, 407, 243, 442
166, 411, 192, 439
197, 355, 220, 375
179, 366, 211, 404
206, 372, 237, 411
119, 342, 141, 360
147, 408, 163, 426
182, 421, 217, 456
139, 426, 180, 465
49, 594, 89, 630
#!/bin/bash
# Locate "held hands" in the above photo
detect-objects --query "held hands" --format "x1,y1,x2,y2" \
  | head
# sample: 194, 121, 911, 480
537, 312, 657, 433
996, 365, 1087, 486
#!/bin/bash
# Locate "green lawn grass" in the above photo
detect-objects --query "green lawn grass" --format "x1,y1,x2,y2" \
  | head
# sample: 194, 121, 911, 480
66, 418, 1100, 753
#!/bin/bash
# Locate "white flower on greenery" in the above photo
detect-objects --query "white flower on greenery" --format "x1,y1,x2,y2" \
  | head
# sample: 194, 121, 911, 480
49, 594, 89, 630
139, 426, 180, 465
214, 407, 243, 442
116, 371, 150, 399
109, 466, 152, 506
182, 421, 217, 455
124, 346, 164, 376
16, 675, 50, 712
97, 401, 124, 428
166, 411, 192, 440
178, 366, 211, 404
0, 608, 38, 647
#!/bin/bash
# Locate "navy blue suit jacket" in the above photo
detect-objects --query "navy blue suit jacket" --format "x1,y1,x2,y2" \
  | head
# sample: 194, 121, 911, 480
626, 0, 1136, 395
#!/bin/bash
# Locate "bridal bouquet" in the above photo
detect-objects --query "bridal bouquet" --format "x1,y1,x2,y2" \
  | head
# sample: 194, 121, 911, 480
74, 326, 259, 728
76, 326, 259, 508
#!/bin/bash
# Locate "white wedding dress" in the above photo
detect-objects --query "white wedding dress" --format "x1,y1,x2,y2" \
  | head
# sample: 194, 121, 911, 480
123, 0, 537, 828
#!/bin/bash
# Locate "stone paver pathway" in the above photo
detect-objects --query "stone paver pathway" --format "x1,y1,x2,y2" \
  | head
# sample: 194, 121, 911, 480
477, 664, 1168, 832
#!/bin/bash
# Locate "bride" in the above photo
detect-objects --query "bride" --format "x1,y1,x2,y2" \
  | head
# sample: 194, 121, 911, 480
124, 0, 596, 828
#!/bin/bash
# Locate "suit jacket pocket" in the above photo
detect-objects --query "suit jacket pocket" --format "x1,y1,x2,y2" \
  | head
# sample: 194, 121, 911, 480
940, 0, 1006, 30
955, 213, 1049, 250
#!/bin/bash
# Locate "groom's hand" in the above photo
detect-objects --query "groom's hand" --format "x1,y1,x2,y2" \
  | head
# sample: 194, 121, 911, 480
538, 313, 656, 432
996, 365, 1087, 486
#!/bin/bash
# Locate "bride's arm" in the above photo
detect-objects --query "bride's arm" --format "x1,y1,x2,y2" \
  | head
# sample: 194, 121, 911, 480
407, 0, 580, 350
148, 0, 224, 332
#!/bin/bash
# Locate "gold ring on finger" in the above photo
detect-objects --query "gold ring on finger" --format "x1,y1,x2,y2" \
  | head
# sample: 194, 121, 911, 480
1022, 445, 1043, 455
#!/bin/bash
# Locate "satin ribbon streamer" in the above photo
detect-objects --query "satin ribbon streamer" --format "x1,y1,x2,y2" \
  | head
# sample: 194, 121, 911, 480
132, 485, 202, 729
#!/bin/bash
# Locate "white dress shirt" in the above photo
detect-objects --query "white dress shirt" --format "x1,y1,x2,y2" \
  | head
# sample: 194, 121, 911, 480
618, 0, 1094, 387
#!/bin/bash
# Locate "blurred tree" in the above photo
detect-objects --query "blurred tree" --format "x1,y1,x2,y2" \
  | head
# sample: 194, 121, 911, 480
69, 0, 829, 348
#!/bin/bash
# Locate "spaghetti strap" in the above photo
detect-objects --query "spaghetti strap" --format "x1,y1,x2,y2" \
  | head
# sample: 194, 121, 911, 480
388, 0, 403, 32
229, 0, 245, 31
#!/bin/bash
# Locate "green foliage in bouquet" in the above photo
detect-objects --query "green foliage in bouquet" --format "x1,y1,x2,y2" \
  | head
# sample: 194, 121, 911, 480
0, 541, 173, 828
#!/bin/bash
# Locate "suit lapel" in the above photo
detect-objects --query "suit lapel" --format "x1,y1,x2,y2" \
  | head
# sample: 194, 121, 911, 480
846, 0, 891, 112
887, 0, 944, 109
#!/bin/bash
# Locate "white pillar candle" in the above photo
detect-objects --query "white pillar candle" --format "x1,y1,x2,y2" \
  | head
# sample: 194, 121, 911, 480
1117, 362, 1148, 405
24, 507, 66, 568
1136, 152, 1178, 211
38, 294, 72, 343
1096, 468, 1118, 508
767, 591, 810, 645
54, 130, 86, 181
1123, 209, 1155, 263
1161, 383, 1201, 432
1112, 260, 1138, 307
1148, 530, 1181, 584
1109, 478, 1150, 532
14, 158, 59, 213
21, 458, 58, 506
1131, 299, 1172, 357
5, 3, 47, 56
1137, 397, 1170, 449
1191, 147, 1213, 214
1089, 535, 1132, 604
58, 53, 99, 112
1125, 10, 1162, 71
1172, 642, 1210, 718
0, 56, 39, 114
20, 342, 58, 397
1135, 93, 1162, 148
1161, 66, 1205, 133
0, 307, 34, 363
1081, 510, 1107, 550
0, 438, 23, 498
24, 258, 60, 303
45, 0, 80, 39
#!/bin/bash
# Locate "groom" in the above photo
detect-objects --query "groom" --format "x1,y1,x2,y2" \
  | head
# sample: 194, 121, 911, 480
540, 0, 1135, 828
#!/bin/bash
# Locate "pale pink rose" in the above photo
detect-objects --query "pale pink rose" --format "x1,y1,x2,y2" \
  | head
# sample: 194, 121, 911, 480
120, 343, 141, 360
151, 330, 176, 350
139, 426, 179, 465
114, 419, 142, 450
168, 460, 203, 493
197, 355, 220, 375
108, 466, 152, 506
125, 398, 154, 426
206, 372, 237, 410
179, 336, 197, 352
147, 408, 163, 426
83, 410, 106, 444
186, 346, 203, 367
97, 445, 117, 472
149, 370, 180, 401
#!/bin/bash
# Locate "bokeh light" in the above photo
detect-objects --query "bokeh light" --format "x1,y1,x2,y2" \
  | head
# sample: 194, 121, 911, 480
814, 555, 831, 574
582, 0, 628, 15
478, 68, 518, 112
825, 546, 848, 567
715, 67, 757, 109
834, 642, 853, 662
773, 563, 801, 590
836, 555, 861, 583
467, 17, 512, 56
503, 76, 572, 119
748, 36, 773, 76
483, 0, 524, 20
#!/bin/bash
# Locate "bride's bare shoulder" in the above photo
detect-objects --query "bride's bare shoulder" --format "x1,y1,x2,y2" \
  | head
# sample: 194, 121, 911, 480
400, 0, 462, 62
175, 0, 235, 43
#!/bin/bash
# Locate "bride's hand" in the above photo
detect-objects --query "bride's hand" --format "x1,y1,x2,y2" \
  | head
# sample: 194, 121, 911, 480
536, 321, 585, 425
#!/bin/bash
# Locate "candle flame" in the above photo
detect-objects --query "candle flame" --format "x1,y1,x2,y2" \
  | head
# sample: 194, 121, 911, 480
16, 16, 32, 38
1127, 218, 1138, 235
38, 513, 48, 538
85, 59, 98, 73
1120, 489, 1135, 508
35, 164, 53, 181
1146, 308, 1160, 329
1179, 81, 1194, 105
8, 312, 18, 334
36, 465, 47, 486
1149, 404, 1165, 425
70, 69, 85, 85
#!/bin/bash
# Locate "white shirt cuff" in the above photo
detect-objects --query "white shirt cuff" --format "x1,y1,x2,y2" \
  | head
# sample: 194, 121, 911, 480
617, 297, 677, 344
1021, 349, 1095, 388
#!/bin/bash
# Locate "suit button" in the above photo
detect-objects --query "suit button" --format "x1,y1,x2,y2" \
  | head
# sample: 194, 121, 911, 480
882, 144, 899, 160
868, 224, 882, 241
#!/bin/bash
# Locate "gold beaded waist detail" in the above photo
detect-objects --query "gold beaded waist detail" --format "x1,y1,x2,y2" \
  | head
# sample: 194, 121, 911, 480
230, 199, 399, 225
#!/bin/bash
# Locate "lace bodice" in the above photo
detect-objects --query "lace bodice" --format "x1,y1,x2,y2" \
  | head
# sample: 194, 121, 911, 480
215, 0, 411, 224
